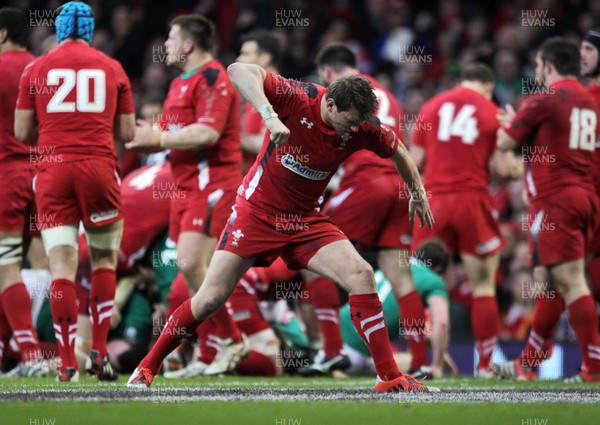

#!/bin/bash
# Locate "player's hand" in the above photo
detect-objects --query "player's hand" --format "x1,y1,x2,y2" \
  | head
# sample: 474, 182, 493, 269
497, 104, 516, 127
409, 197, 434, 229
264, 117, 290, 146
125, 120, 161, 152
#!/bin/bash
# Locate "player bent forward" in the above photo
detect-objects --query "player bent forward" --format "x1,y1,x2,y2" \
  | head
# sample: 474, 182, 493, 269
128, 63, 435, 393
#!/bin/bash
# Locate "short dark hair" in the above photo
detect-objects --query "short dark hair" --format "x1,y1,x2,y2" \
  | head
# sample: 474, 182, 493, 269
170, 14, 216, 52
315, 43, 356, 71
240, 29, 282, 68
0, 7, 29, 47
325, 75, 377, 121
415, 239, 451, 275
460, 63, 494, 83
539, 36, 580, 78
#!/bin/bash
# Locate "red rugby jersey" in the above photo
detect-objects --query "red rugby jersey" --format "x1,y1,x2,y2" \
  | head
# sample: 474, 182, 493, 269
238, 72, 399, 214
0, 50, 35, 165
412, 86, 499, 194
586, 81, 600, 197
159, 59, 242, 191
17, 41, 134, 164
504, 79, 597, 200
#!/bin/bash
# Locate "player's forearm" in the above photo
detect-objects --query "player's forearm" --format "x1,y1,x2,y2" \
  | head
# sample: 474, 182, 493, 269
428, 296, 449, 375
494, 150, 523, 180
409, 145, 426, 172
114, 277, 136, 310
497, 128, 518, 152
115, 113, 135, 143
14, 109, 38, 142
227, 63, 274, 115
392, 143, 427, 200
430, 317, 448, 373
158, 124, 219, 150
241, 132, 264, 154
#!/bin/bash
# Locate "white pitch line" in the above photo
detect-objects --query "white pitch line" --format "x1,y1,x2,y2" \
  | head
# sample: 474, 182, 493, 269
1, 388, 600, 404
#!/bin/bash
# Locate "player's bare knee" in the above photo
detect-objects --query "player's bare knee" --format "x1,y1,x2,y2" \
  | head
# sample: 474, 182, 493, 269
85, 225, 122, 271
89, 248, 117, 269
438, 318, 450, 332
345, 261, 376, 293
177, 249, 204, 273
192, 296, 222, 319
550, 265, 580, 292
179, 259, 207, 288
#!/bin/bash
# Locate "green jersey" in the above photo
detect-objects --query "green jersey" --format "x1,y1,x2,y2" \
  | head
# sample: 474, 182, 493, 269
149, 231, 179, 304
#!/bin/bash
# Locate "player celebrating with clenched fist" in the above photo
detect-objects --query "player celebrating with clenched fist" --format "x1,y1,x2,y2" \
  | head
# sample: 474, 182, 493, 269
128, 59, 435, 393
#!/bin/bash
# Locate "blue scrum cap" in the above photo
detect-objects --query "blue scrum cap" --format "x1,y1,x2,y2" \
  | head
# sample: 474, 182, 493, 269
55, 1, 94, 44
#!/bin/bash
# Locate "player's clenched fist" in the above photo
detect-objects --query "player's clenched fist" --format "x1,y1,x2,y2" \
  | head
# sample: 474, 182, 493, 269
264, 117, 290, 146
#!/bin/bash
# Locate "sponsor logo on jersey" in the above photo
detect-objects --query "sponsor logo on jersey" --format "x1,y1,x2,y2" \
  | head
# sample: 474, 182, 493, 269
90, 209, 119, 224
231, 229, 244, 247
281, 154, 330, 180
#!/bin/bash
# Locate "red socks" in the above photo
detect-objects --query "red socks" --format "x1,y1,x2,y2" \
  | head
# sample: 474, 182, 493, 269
166, 272, 188, 318
2, 283, 42, 363
349, 293, 400, 380
567, 295, 600, 373
196, 318, 218, 364
518, 295, 564, 368
308, 277, 343, 357
212, 304, 243, 343
89, 268, 116, 357
398, 291, 427, 370
0, 294, 12, 365
472, 295, 498, 370
140, 298, 200, 373
50, 279, 78, 371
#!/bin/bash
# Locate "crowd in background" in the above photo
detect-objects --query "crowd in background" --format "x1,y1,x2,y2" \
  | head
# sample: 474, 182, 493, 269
8, 0, 600, 344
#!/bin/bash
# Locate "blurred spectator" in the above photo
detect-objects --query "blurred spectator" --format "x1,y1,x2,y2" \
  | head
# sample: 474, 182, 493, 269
493, 49, 523, 107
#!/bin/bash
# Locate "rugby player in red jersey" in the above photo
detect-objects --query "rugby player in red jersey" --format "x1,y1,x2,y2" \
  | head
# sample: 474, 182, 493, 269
410, 63, 522, 377
0, 7, 48, 377
236, 30, 282, 173
74, 162, 173, 369
579, 29, 600, 297
293, 43, 429, 377
15, 1, 135, 382
125, 14, 247, 376
493, 37, 600, 382
128, 61, 435, 393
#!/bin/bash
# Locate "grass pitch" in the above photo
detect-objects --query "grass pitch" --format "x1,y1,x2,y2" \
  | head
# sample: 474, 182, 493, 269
1, 375, 599, 425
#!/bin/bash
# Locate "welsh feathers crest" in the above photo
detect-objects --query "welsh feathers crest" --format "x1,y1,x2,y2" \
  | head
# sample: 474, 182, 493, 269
231, 229, 245, 247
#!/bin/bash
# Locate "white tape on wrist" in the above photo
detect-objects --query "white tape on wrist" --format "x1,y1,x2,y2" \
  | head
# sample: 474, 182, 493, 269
258, 104, 278, 122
